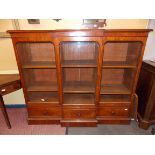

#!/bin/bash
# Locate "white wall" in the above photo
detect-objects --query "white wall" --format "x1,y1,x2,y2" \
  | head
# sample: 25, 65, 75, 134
143, 19, 155, 60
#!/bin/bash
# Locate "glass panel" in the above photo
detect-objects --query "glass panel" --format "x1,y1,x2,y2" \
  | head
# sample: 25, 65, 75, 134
16, 42, 56, 68
101, 69, 136, 94
27, 92, 59, 103
23, 69, 58, 92
60, 42, 98, 67
63, 94, 95, 105
103, 42, 142, 67
60, 41, 98, 105
62, 68, 96, 93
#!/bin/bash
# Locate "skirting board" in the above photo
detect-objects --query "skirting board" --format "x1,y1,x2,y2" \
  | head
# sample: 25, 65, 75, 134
5, 104, 26, 108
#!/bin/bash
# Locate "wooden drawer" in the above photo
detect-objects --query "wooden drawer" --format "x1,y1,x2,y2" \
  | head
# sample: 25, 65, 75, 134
63, 108, 96, 119
98, 107, 129, 117
0, 82, 21, 95
28, 106, 61, 117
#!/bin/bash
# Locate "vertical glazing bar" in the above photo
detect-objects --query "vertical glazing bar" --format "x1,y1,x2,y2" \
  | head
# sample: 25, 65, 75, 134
95, 38, 104, 105
54, 40, 63, 104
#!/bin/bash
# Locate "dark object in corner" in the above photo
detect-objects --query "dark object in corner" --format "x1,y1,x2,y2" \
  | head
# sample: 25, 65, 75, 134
28, 19, 40, 24
83, 19, 107, 28
53, 19, 62, 22
136, 60, 155, 130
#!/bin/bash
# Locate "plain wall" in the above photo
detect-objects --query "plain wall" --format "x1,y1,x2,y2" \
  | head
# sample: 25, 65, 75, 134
0, 19, 150, 104
143, 19, 155, 60
18, 19, 149, 29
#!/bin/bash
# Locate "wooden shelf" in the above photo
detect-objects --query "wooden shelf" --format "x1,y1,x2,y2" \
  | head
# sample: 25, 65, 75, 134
61, 60, 97, 68
100, 84, 131, 94
63, 94, 95, 105
28, 92, 59, 103
63, 82, 95, 93
23, 62, 56, 69
27, 82, 58, 92
100, 95, 131, 103
102, 61, 136, 68
28, 97, 59, 104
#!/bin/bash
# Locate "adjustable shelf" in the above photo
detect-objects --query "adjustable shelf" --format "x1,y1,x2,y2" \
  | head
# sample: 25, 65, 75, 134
62, 67, 96, 94
61, 60, 97, 68
27, 82, 58, 92
63, 94, 95, 105
100, 84, 131, 95
23, 68, 58, 92
100, 94, 131, 103
102, 61, 136, 69
22, 62, 56, 69
28, 92, 59, 104
63, 81, 95, 93
101, 68, 135, 95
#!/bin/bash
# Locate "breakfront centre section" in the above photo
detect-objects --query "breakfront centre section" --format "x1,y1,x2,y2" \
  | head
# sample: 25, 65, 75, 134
8, 29, 151, 127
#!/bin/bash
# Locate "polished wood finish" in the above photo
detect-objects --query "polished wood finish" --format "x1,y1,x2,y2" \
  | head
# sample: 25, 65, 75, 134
28, 104, 61, 118
137, 60, 155, 129
8, 29, 152, 127
0, 74, 21, 128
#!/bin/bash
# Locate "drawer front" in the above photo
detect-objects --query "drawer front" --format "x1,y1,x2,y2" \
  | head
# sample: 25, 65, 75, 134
28, 107, 61, 117
98, 107, 129, 117
63, 108, 96, 119
0, 82, 21, 95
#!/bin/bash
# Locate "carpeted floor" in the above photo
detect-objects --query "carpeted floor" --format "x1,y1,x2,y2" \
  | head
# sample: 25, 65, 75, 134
0, 108, 154, 135
0, 108, 66, 135
67, 121, 155, 135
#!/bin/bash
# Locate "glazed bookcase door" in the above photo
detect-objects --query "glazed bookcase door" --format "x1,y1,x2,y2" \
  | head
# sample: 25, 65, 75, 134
16, 42, 56, 68
16, 42, 59, 104
60, 41, 99, 105
100, 41, 143, 104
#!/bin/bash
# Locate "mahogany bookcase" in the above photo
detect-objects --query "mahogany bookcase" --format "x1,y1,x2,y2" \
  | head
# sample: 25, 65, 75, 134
8, 29, 152, 127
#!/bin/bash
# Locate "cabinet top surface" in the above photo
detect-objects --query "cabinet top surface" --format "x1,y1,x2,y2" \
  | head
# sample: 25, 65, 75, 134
7, 29, 152, 37
7, 29, 153, 33
7, 29, 153, 38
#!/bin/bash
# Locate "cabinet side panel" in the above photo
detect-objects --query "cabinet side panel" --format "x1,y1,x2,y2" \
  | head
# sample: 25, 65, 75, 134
137, 68, 153, 118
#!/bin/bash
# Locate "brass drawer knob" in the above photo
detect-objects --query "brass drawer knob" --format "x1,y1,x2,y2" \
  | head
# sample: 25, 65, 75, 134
43, 110, 48, 116
76, 112, 81, 118
1, 89, 6, 92
41, 98, 45, 102
111, 111, 116, 115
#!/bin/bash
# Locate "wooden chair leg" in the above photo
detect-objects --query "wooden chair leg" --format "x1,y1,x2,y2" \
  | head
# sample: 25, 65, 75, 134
0, 96, 11, 129
133, 93, 138, 122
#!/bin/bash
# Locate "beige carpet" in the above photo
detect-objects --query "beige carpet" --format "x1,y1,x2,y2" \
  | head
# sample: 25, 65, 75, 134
0, 108, 66, 135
